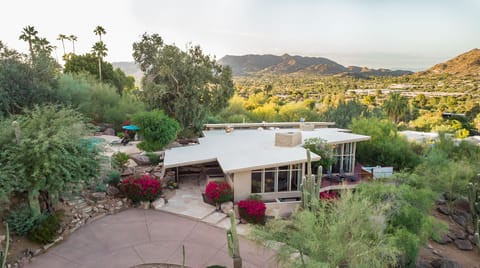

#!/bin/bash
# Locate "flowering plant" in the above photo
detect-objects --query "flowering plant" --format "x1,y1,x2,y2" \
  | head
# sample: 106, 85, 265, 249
205, 181, 233, 204
320, 191, 339, 200
238, 199, 266, 224
119, 174, 162, 203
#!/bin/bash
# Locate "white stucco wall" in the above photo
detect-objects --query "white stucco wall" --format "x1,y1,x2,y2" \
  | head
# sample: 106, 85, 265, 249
232, 171, 252, 202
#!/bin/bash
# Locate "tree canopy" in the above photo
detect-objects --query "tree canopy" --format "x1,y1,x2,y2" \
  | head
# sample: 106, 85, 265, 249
132, 33, 234, 129
64, 53, 135, 95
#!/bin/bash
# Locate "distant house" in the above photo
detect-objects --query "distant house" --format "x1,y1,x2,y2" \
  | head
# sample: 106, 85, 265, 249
399, 130, 439, 144
163, 122, 370, 202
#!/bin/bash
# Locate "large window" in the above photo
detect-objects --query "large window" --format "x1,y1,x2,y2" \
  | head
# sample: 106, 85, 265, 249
251, 164, 303, 194
332, 142, 355, 174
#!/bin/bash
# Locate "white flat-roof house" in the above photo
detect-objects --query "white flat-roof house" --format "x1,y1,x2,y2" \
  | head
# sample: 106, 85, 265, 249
164, 123, 370, 202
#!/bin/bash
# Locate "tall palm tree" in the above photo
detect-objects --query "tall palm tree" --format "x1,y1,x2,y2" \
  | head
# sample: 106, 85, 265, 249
93, 26, 106, 42
92, 41, 108, 81
57, 34, 67, 56
19, 25, 38, 58
383, 92, 409, 124
34, 37, 53, 54
68, 35, 78, 54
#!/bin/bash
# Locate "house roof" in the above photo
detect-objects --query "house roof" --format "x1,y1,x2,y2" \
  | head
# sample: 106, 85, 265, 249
164, 127, 370, 173
399, 130, 439, 143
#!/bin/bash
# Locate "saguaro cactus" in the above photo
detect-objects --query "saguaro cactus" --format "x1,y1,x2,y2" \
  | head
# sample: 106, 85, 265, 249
301, 150, 322, 210
226, 210, 242, 268
467, 181, 480, 250
1, 223, 9, 268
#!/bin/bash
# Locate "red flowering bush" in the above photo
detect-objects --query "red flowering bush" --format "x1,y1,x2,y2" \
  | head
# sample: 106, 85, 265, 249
238, 199, 266, 224
119, 174, 162, 203
320, 191, 339, 200
205, 181, 233, 204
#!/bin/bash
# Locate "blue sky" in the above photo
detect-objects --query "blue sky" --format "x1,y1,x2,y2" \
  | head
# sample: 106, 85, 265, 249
1, 0, 479, 70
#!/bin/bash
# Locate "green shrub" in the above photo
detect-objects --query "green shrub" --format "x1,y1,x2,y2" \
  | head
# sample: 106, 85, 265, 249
105, 170, 121, 185
132, 109, 179, 151
28, 211, 63, 244
391, 228, 420, 268
95, 182, 107, 192
112, 152, 129, 171
6, 205, 38, 236
145, 152, 160, 165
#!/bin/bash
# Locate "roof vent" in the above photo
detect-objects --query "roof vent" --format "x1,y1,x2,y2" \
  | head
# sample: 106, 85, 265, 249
300, 123, 314, 131
275, 132, 302, 147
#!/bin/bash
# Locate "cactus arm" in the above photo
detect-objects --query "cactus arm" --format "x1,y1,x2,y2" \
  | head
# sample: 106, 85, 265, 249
1, 223, 9, 268
226, 211, 242, 268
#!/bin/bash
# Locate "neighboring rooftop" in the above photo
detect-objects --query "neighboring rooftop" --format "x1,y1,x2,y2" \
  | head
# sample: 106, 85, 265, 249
204, 121, 335, 130
399, 130, 439, 143
164, 126, 370, 173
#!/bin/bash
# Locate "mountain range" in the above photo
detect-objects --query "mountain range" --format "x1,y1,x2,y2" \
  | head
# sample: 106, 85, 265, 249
217, 54, 413, 77
418, 48, 480, 77
113, 48, 480, 80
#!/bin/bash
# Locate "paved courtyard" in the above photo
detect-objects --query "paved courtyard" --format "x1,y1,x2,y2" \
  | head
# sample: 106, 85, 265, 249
25, 209, 277, 268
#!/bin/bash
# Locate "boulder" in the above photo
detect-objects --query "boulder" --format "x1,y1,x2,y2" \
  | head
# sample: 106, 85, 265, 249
468, 235, 477, 245
437, 234, 453, 244
454, 239, 473, 250
453, 197, 470, 213
416, 259, 431, 268
221, 201, 234, 214
451, 214, 467, 228
447, 232, 457, 240
130, 154, 151, 166
127, 159, 138, 168
437, 206, 450, 216
91, 192, 106, 201
106, 185, 120, 196
152, 198, 166, 210
104, 128, 116, 136
431, 258, 462, 268
121, 167, 134, 176
454, 230, 467, 239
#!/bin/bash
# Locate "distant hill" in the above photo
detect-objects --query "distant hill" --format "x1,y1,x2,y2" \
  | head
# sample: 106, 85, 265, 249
218, 54, 413, 77
418, 48, 480, 76
112, 62, 143, 86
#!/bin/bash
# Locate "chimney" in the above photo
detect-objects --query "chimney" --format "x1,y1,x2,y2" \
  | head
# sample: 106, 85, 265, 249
275, 132, 302, 147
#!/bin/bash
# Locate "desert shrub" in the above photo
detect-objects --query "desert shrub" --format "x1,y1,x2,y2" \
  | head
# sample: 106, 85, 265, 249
349, 117, 421, 170
391, 228, 420, 267
6, 205, 38, 236
303, 138, 335, 172
119, 174, 162, 203
145, 152, 160, 165
105, 170, 121, 185
252, 190, 399, 267
95, 182, 107, 192
112, 152, 129, 171
28, 211, 63, 244
205, 181, 233, 204
54, 74, 145, 128
248, 194, 262, 201
132, 109, 180, 151
238, 199, 266, 224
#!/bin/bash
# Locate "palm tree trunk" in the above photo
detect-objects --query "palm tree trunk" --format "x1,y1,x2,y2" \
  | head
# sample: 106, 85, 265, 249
61, 40, 66, 56
98, 57, 102, 81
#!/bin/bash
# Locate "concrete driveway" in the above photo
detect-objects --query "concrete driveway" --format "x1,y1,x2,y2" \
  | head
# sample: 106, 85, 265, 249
25, 209, 277, 268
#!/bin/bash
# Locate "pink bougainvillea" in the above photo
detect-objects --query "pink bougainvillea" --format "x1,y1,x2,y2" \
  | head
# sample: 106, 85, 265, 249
320, 191, 339, 200
205, 181, 233, 204
238, 199, 266, 224
120, 174, 162, 203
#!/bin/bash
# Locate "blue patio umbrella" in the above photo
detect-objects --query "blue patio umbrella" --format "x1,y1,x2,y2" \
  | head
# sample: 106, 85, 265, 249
122, 125, 140, 131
